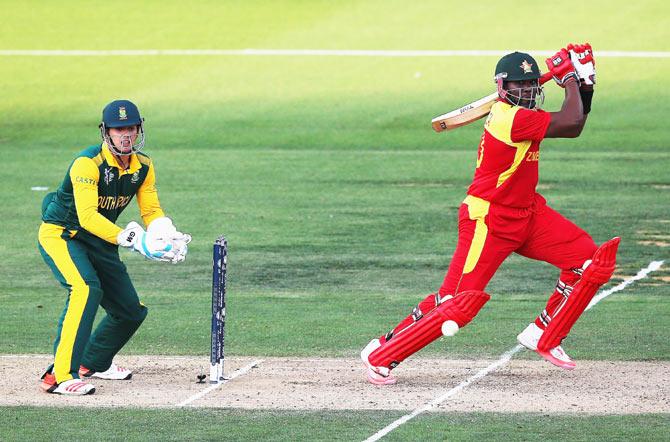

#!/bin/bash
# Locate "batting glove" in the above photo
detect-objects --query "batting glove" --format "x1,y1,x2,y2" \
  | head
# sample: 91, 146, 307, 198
568, 43, 596, 85
546, 48, 579, 87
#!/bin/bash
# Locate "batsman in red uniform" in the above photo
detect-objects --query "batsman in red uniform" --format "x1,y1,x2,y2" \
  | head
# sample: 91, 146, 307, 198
362, 44, 619, 385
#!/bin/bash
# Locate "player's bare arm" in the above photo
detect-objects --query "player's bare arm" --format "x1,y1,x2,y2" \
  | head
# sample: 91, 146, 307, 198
545, 80, 584, 138
545, 44, 596, 139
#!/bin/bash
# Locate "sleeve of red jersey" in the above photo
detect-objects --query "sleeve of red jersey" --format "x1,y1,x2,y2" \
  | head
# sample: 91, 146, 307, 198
510, 108, 552, 143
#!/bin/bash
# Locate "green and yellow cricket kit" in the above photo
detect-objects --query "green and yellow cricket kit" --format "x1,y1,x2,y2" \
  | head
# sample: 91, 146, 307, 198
39, 143, 164, 383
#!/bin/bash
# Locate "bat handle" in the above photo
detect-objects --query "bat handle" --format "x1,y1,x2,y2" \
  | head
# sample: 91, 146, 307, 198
539, 72, 552, 85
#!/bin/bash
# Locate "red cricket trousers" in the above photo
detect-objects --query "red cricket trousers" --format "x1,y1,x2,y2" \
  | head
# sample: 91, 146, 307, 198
439, 193, 597, 297
381, 193, 598, 343
430, 192, 598, 334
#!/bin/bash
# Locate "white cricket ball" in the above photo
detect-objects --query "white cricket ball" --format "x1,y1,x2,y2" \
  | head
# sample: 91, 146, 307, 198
441, 320, 459, 337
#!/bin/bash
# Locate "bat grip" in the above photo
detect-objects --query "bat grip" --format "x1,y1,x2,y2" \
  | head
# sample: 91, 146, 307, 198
539, 72, 552, 85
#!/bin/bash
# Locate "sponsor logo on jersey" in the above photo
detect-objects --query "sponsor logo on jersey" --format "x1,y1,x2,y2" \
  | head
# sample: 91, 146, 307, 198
75, 176, 98, 185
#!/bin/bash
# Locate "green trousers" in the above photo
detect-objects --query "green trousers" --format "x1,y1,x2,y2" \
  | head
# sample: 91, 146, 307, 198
38, 222, 148, 383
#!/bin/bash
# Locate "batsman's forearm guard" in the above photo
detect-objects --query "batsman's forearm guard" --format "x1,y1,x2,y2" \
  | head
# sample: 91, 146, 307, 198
579, 89, 594, 114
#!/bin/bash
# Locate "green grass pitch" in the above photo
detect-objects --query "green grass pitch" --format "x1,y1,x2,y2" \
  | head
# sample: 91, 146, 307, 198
1, 0, 669, 440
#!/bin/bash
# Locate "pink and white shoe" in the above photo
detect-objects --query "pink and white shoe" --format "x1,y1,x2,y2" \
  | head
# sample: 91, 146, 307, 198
517, 323, 576, 370
40, 372, 95, 395
80, 362, 132, 380
361, 339, 397, 385
537, 346, 576, 370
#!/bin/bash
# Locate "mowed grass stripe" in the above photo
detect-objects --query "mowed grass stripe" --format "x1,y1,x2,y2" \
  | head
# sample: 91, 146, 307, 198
0, 408, 667, 441
2, 148, 668, 358
3, 0, 669, 51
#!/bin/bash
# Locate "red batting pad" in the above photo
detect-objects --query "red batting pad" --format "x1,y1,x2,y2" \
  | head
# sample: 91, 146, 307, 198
369, 290, 490, 369
537, 237, 620, 351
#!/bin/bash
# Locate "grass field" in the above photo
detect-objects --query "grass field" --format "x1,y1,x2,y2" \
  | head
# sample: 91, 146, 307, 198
1, 408, 667, 441
1, 0, 669, 440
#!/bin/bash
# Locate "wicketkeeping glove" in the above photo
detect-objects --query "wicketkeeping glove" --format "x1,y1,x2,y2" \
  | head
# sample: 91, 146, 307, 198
117, 221, 175, 262
170, 239, 190, 264
146, 217, 192, 264
568, 43, 595, 85
545, 48, 579, 87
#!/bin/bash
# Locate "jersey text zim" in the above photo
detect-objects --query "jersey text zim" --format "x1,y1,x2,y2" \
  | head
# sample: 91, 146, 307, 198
526, 151, 540, 162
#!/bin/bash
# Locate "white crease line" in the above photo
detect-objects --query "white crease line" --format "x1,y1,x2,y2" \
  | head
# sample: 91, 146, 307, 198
0, 49, 669, 58
364, 259, 664, 442
587, 260, 664, 310
176, 359, 263, 407
364, 345, 523, 442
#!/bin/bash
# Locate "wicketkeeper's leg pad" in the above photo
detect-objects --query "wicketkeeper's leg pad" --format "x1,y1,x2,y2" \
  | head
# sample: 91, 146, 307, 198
537, 237, 620, 351
368, 290, 490, 370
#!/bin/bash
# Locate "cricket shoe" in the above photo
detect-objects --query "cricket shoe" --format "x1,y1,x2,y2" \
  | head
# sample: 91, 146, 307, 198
517, 323, 576, 370
516, 322, 544, 350
361, 339, 397, 385
40, 372, 95, 395
536, 346, 576, 370
80, 363, 132, 380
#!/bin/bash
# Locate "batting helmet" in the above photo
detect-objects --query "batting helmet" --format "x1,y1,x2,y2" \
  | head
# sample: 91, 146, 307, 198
494, 52, 541, 82
494, 52, 544, 109
99, 99, 145, 155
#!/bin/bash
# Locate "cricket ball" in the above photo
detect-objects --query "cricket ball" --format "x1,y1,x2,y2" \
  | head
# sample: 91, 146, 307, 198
441, 320, 459, 337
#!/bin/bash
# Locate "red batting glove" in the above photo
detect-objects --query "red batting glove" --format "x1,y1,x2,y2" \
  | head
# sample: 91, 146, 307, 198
567, 43, 596, 85
567, 43, 595, 65
545, 48, 579, 87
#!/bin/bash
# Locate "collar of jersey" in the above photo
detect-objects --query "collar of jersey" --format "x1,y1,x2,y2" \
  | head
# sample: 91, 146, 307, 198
102, 143, 141, 174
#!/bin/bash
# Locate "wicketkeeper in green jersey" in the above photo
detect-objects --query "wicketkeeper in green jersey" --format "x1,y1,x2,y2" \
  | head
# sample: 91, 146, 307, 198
38, 100, 191, 395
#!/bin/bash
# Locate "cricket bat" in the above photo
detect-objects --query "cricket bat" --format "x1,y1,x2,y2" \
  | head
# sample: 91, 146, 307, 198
432, 72, 552, 132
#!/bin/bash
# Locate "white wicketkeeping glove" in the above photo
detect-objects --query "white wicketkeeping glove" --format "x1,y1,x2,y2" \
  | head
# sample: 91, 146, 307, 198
117, 221, 175, 262
147, 217, 192, 264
